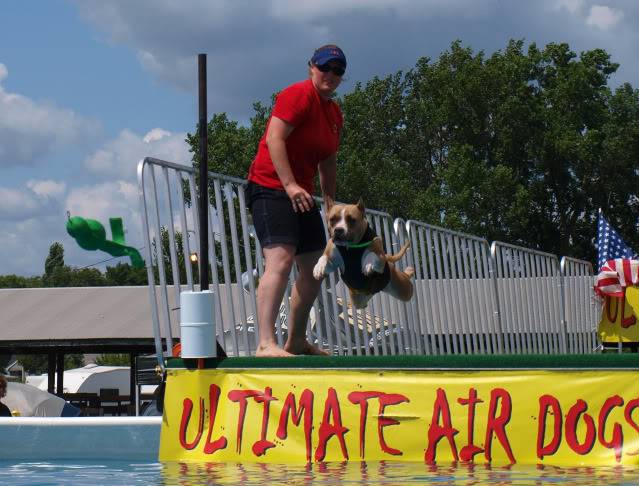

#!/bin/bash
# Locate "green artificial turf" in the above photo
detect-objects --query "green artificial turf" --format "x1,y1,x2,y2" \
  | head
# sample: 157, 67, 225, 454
166, 353, 639, 370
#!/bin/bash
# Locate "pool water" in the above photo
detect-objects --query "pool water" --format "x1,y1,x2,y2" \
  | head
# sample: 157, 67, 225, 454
2, 461, 639, 485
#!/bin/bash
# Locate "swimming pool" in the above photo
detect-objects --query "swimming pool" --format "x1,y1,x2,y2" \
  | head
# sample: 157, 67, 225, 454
2, 460, 639, 485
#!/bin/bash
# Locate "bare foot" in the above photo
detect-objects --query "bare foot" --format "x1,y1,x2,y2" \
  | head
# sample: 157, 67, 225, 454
255, 343, 294, 357
285, 340, 330, 356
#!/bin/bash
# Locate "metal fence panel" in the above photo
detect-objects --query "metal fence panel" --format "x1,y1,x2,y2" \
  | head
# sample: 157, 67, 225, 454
406, 221, 500, 355
560, 257, 599, 353
491, 242, 566, 354
139, 157, 602, 360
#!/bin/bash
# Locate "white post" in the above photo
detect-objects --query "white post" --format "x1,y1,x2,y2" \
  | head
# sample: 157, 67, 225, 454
179, 290, 217, 358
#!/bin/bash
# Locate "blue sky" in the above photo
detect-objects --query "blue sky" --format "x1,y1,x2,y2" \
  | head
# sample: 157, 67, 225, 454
1, 0, 637, 276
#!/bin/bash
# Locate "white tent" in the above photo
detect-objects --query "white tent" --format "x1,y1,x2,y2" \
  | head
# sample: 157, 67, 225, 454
4, 382, 66, 417
27, 364, 131, 395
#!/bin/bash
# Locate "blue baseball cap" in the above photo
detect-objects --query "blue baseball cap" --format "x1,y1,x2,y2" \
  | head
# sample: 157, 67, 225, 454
310, 45, 347, 67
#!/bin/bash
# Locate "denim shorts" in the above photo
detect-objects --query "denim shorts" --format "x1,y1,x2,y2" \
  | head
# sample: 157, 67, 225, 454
245, 182, 326, 255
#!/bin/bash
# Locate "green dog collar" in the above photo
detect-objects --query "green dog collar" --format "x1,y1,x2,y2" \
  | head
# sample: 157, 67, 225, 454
338, 240, 373, 249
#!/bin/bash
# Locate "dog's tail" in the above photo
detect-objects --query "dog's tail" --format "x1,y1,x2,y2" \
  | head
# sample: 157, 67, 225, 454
385, 240, 411, 263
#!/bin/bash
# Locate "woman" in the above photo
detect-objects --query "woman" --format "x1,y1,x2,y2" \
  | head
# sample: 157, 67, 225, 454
246, 44, 346, 357
0, 375, 12, 416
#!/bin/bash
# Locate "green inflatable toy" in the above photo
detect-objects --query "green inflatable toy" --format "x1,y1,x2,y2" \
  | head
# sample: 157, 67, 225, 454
66, 216, 144, 268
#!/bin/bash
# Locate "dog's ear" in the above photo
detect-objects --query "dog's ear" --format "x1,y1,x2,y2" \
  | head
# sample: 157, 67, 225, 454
357, 198, 365, 213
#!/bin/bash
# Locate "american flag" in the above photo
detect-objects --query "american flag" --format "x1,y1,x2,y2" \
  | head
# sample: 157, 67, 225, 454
595, 258, 639, 297
594, 211, 639, 297
597, 212, 637, 271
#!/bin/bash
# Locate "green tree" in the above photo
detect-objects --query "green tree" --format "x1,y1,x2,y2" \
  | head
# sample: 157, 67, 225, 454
43, 242, 65, 286
17, 354, 85, 374
338, 39, 638, 261
104, 263, 148, 286
95, 354, 130, 366
40, 242, 106, 287
0, 274, 43, 288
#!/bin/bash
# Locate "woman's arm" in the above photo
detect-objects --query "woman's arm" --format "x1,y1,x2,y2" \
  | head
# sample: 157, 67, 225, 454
266, 116, 312, 212
318, 153, 336, 211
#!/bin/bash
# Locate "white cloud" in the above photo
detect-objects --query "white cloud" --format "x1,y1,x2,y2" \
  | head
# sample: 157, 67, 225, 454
83, 128, 190, 180
0, 187, 41, 220
66, 181, 140, 224
0, 217, 59, 277
26, 180, 66, 198
586, 5, 624, 30
268, 0, 488, 21
0, 180, 66, 221
71, 0, 495, 119
0, 64, 100, 169
0, 180, 68, 275
553, 0, 585, 15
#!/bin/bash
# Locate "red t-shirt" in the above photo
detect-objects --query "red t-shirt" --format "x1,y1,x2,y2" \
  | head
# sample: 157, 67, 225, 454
248, 79, 343, 194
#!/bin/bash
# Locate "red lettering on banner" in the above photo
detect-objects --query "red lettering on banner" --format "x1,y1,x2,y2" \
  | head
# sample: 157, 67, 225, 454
621, 299, 637, 328
348, 391, 409, 458
598, 395, 624, 462
228, 389, 262, 454
625, 398, 639, 455
425, 388, 459, 463
565, 399, 596, 455
179, 397, 205, 450
377, 393, 409, 455
625, 398, 639, 456
484, 388, 515, 463
537, 394, 562, 459
315, 387, 349, 461
348, 391, 380, 458
457, 388, 484, 461
277, 389, 315, 462
606, 296, 619, 323
252, 387, 277, 456
605, 295, 636, 328
203, 384, 227, 454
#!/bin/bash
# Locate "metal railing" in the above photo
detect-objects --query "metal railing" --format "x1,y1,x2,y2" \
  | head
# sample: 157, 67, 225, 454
138, 157, 601, 362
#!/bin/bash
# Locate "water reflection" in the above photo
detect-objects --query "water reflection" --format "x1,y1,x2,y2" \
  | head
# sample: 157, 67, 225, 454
161, 461, 639, 485
2, 461, 639, 485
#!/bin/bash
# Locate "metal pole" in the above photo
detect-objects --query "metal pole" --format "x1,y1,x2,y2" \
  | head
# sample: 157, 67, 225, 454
198, 53, 209, 291
197, 53, 226, 358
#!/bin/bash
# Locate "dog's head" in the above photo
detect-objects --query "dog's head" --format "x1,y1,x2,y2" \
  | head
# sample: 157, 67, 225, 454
326, 198, 368, 245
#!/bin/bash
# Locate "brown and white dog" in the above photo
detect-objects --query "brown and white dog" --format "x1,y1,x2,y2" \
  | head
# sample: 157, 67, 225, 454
313, 199, 415, 309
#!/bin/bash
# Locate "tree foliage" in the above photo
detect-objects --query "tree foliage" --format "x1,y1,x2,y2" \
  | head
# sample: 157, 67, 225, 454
0, 243, 151, 288
95, 354, 130, 366
16, 354, 84, 374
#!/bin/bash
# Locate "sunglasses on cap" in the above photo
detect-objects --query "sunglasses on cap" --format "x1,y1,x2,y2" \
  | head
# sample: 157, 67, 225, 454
316, 63, 345, 76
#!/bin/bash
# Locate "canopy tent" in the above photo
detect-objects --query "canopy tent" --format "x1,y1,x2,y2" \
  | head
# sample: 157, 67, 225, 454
4, 382, 80, 417
28, 364, 133, 395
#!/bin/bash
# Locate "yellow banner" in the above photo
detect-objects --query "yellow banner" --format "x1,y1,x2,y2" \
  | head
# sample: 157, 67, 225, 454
159, 368, 639, 465
599, 287, 639, 343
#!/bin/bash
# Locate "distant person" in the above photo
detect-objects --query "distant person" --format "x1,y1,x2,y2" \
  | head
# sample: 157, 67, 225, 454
0, 375, 12, 417
245, 44, 346, 357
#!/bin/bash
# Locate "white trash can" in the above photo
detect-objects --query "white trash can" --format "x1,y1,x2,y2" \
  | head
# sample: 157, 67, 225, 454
179, 290, 216, 358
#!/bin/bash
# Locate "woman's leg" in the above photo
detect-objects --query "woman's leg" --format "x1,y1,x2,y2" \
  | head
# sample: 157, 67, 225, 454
285, 250, 330, 355
255, 244, 296, 357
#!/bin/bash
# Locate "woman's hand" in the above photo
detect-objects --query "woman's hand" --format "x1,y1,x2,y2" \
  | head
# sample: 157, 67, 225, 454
285, 183, 314, 213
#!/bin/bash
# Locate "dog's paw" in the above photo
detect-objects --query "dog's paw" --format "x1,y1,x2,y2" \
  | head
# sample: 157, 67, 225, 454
313, 256, 328, 280
363, 262, 375, 276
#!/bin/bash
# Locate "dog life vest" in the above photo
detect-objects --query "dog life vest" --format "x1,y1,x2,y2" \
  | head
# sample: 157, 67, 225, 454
336, 226, 391, 294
